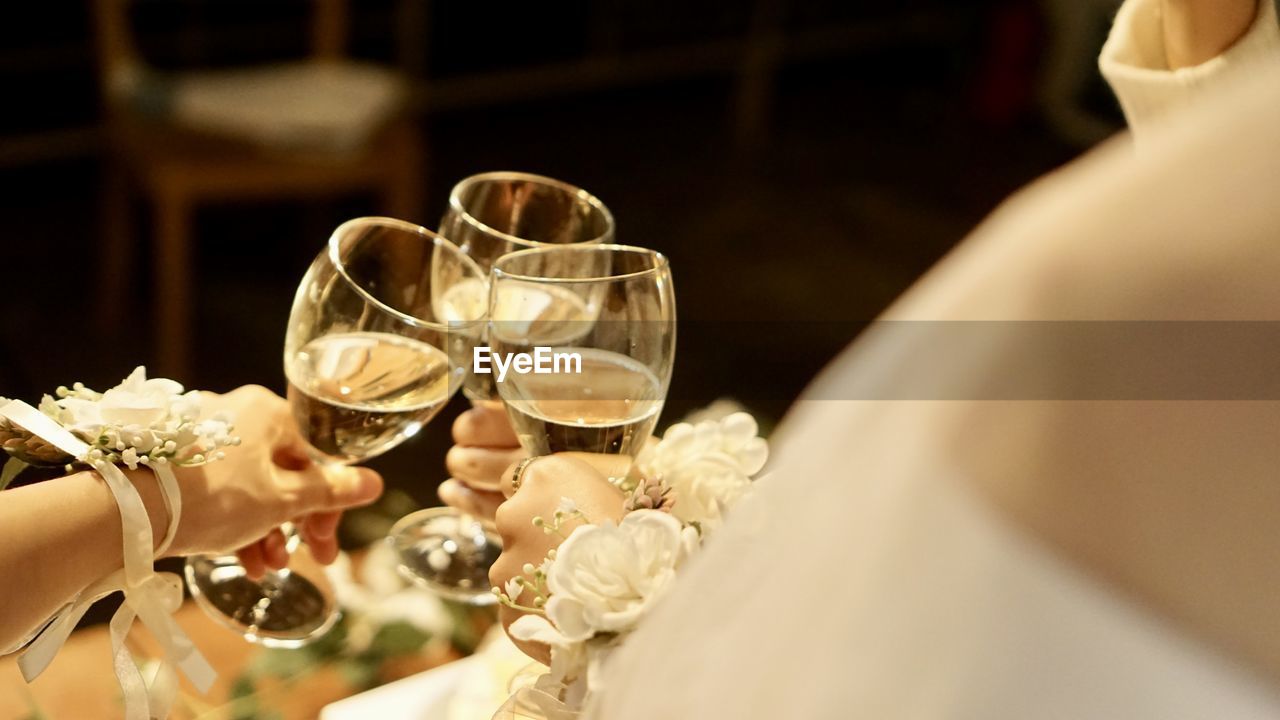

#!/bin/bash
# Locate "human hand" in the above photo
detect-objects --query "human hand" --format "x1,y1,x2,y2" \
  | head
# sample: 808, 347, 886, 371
438, 401, 524, 522
489, 453, 627, 664
141, 385, 383, 575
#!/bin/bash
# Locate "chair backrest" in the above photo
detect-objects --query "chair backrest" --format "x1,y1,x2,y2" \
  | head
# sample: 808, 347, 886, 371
90, 0, 350, 102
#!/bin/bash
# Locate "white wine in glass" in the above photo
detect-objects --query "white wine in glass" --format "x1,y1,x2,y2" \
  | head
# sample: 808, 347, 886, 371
286, 332, 453, 463
490, 244, 676, 479
502, 347, 664, 458
186, 218, 485, 647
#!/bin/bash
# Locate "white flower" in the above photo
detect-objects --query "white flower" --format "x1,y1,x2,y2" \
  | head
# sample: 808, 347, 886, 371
39, 367, 235, 467
357, 541, 407, 596
679, 398, 748, 425
59, 367, 183, 431
324, 545, 453, 652
542, 510, 695, 643
363, 591, 451, 636
634, 412, 768, 529
556, 496, 579, 516
504, 576, 526, 604
511, 614, 589, 686
511, 615, 625, 708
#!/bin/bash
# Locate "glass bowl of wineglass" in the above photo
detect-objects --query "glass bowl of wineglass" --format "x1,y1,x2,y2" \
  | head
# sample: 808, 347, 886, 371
184, 217, 486, 648
388, 173, 616, 604
488, 244, 676, 467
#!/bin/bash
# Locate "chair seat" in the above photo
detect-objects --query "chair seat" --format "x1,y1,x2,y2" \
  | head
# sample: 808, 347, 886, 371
109, 112, 416, 201
133, 60, 408, 153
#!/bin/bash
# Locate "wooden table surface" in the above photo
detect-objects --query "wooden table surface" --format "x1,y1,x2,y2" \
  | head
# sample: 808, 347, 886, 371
0, 564, 464, 719
4, 602, 345, 719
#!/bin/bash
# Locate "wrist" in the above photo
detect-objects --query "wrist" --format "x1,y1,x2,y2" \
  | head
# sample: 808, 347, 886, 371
121, 467, 171, 556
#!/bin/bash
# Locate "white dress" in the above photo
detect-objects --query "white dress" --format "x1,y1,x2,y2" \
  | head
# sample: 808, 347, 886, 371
589, 2, 1280, 718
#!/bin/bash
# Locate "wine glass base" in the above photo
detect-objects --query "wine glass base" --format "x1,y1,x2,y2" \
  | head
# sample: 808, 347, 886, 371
389, 508, 502, 606
184, 554, 339, 648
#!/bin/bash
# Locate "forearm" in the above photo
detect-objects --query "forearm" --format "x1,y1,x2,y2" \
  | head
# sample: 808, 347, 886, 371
1162, 0, 1259, 68
0, 469, 166, 651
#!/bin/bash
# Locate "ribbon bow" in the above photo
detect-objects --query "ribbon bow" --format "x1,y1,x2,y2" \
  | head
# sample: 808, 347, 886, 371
0, 400, 216, 720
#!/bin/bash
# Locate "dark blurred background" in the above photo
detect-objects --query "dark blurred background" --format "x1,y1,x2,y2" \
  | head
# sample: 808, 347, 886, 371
0, 0, 1123, 508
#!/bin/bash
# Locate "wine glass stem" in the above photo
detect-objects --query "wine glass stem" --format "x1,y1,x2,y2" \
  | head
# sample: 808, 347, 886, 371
254, 521, 301, 614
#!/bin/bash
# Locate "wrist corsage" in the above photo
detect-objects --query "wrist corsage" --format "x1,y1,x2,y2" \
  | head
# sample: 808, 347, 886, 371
0, 367, 237, 720
491, 411, 768, 718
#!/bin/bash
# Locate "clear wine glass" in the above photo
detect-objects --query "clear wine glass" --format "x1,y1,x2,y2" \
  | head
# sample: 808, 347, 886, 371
440, 171, 615, 404
185, 217, 485, 647
490, 244, 675, 471
390, 172, 615, 604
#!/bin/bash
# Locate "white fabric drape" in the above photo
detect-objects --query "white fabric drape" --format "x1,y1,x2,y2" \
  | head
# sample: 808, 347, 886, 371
590, 4, 1280, 717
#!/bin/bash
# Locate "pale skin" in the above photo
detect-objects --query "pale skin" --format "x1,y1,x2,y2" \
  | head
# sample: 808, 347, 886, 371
491, 454, 626, 664
1162, 0, 1259, 68
0, 385, 384, 652
440, 403, 632, 664
437, 401, 522, 522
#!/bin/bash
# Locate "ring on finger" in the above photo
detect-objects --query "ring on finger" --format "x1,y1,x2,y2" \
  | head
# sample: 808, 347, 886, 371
510, 456, 539, 493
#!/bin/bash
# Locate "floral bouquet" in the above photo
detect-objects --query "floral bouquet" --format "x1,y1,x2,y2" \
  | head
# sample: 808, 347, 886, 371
490, 411, 769, 717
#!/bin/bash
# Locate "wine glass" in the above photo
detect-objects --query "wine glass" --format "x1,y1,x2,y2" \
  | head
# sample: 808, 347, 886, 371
490, 244, 675, 470
185, 217, 485, 647
440, 171, 616, 404
389, 172, 615, 603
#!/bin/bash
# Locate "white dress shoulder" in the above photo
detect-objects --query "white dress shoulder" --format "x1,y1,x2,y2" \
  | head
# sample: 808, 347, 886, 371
589, 3, 1280, 718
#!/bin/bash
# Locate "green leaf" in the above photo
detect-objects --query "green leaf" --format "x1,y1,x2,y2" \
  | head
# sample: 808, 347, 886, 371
1, 457, 28, 490
366, 621, 431, 657
227, 675, 261, 720
445, 601, 493, 653
248, 647, 322, 680
337, 658, 381, 690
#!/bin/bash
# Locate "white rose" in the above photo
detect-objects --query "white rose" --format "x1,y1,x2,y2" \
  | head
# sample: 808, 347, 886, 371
510, 614, 590, 687
364, 591, 452, 638
97, 367, 185, 428
326, 546, 452, 640
635, 412, 768, 529
39, 367, 234, 467
54, 367, 186, 435
358, 541, 410, 596
325, 551, 375, 616
543, 510, 696, 642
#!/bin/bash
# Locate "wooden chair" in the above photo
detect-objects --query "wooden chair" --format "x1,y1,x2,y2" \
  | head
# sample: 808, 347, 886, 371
92, 0, 424, 379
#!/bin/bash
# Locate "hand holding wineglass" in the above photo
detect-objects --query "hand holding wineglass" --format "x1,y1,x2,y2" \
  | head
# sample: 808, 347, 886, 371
438, 402, 522, 522
164, 386, 384, 572
186, 218, 485, 647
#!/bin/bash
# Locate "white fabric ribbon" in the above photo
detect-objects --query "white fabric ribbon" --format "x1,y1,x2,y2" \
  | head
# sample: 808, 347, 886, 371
0, 400, 216, 720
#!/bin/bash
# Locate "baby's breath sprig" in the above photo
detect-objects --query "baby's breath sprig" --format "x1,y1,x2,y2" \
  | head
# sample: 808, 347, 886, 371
0, 368, 241, 485
532, 497, 592, 539
491, 550, 556, 614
